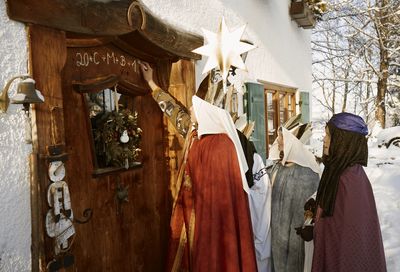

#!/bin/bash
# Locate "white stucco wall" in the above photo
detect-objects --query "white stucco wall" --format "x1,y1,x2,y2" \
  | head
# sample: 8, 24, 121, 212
0, 1, 31, 271
142, 0, 312, 91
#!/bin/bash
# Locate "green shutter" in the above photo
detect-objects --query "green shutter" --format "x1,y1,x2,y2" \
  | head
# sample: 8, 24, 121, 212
300, 91, 310, 123
245, 82, 267, 162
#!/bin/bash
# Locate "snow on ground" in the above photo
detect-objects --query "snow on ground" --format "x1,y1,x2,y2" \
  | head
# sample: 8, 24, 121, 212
310, 122, 400, 272
367, 142, 400, 272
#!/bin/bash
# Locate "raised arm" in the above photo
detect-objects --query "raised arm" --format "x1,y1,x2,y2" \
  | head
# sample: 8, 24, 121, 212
139, 61, 191, 137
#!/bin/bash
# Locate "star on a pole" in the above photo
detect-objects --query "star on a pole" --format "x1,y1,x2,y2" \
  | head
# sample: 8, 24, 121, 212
192, 17, 256, 81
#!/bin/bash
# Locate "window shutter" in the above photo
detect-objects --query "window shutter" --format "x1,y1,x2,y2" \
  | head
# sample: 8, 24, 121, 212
299, 91, 310, 123
245, 82, 267, 162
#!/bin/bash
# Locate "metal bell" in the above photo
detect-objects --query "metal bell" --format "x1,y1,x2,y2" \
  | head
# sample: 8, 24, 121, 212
11, 78, 44, 105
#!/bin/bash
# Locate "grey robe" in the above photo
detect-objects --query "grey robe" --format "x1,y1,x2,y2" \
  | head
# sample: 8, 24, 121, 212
268, 162, 319, 272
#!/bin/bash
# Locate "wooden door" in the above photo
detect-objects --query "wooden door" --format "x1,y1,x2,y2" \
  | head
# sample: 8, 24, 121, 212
61, 83, 170, 272
30, 25, 175, 272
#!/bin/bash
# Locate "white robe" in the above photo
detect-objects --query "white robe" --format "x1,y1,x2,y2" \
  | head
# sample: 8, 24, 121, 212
249, 153, 272, 272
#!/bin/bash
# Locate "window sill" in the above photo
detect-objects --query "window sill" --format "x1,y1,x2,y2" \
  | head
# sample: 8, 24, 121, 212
92, 162, 142, 178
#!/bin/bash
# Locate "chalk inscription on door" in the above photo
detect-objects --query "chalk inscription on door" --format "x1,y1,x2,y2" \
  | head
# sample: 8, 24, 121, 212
75, 51, 139, 71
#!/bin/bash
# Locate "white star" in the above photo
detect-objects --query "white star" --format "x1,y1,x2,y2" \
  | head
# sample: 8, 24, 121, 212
192, 17, 256, 81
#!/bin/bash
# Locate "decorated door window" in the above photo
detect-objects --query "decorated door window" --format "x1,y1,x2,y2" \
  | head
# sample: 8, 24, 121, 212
85, 88, 142, 172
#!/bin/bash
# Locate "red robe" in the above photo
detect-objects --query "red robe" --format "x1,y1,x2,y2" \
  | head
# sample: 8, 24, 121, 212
312, 164, 386, 272
167, 133, 257, 272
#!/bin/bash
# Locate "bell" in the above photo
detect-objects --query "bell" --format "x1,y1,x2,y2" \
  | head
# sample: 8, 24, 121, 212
11, 78, 44, 106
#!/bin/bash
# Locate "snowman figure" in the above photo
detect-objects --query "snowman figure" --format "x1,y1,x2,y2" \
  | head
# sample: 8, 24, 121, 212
120, 130, 129, 143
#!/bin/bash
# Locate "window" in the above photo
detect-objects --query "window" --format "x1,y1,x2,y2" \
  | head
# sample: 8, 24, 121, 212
84, 87, 142, 175
288, 94, 296, 119
265, 91, 276, 149
263, 83, 297, 153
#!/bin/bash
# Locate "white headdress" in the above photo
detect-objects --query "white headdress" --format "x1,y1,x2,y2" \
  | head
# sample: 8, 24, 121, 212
269, 124, 320, 176
192, 95, 250, 193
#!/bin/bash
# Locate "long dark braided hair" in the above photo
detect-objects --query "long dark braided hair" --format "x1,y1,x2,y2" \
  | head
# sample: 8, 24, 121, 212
315, 122, 368, 217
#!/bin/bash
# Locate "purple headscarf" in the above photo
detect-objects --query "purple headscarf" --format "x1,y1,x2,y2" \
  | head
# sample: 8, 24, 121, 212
328, 112, 368, 135
317, 112, 369, 216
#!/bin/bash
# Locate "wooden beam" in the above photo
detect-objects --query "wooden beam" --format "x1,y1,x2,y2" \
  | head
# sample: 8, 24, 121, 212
29, 153, 42, 272
66, 36, 115, 48
28, 24, 67, 270
7, 0, 133, 36
72, 75, 120, 93
135, 3, 202, 59
258, 80, 297, 93
284, 93, 289, 122
7, 0, 203, 59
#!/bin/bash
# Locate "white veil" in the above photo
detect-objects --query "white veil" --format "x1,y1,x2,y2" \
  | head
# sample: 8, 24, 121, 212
192, 95, 250, 193
269, 127, 320, 176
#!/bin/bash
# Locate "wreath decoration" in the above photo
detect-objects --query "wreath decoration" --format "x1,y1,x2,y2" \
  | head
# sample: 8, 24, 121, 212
94, 108, 142, 168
